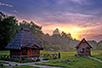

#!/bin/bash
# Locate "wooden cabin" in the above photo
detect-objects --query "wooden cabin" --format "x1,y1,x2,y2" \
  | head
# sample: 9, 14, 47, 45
5, 27, 43, 59
75, 38, 92, 56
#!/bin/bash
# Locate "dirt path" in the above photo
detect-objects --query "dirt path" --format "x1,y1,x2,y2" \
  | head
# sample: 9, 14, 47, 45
0, 59, 64, 68
88, 57, 102, 63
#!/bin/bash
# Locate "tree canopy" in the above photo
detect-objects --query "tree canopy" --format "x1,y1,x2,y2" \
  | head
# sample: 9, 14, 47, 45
0, 12, 100, 51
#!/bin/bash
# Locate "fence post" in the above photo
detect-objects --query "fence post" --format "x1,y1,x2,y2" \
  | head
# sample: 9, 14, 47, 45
58, 52, 61, 58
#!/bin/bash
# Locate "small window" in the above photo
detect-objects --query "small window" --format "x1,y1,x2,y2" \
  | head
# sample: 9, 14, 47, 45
80, 48, 85, 53
82, 48, 85, 51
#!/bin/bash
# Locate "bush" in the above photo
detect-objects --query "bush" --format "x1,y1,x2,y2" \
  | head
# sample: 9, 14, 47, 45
15, 64, 18, 66
54, 57, 57, 59
0, 63, 4, 67
9, 64, 11, 66
27, 59, 32, 62
23, 60, 28, 63
36, 58, 40, 61
32, 59, 36, 62
43, 58, 49, 60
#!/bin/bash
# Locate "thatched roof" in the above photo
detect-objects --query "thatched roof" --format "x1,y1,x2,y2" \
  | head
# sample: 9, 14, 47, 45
5, 27, 43, 50
75, 38, 92, 48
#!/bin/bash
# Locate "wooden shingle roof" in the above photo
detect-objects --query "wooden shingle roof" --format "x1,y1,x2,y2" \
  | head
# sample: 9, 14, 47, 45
75, 38, 92, 48
5, 27, 43, 50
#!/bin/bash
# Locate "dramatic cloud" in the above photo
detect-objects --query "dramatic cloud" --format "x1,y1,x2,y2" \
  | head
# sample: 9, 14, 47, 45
0, 2, 13, 7
70, 0, 89, 5
0, 0, 102, 41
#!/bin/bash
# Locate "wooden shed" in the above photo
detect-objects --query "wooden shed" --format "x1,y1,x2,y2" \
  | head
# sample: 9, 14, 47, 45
75, 38, 92, 56
5, 27, 43, 59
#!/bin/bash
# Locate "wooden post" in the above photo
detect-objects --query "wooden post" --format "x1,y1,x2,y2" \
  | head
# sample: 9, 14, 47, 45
58, 52, 61, 58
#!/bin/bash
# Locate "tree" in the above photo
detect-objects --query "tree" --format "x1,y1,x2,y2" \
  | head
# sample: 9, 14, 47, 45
19, 21, 45, 45
0, 12, 20, 50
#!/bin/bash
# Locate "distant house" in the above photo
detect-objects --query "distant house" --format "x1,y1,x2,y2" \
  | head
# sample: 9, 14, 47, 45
5, 27, 43, 59
75, 38, 92, 56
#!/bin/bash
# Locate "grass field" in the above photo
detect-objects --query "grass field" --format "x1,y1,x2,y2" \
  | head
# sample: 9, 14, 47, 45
0, 65, 40, 68
36, 50, 102, 68
0, 50, 102, 68
41, 50, 102, 59
36, 56, 102, 68
0, 50, 10, 55
91, 50, 102, 61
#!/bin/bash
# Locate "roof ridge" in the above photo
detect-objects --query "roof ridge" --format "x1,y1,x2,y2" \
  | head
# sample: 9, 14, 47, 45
75, 38, 92, 48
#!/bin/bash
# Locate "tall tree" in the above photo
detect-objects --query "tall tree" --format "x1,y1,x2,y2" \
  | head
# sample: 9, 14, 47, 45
0, 12, 20, 50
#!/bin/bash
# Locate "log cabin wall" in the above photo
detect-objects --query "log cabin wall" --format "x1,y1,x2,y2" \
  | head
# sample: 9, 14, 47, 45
31, 49, 40, 56
10, 50, 20, 58
77, 47, 91, 56
21, 48, 28, 55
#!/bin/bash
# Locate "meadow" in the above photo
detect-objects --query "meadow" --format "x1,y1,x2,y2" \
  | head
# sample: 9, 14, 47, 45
0, 50, 102, 68
0, 64, 40, 68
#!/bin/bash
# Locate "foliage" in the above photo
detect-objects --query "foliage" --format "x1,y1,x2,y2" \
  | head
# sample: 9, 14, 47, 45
0, 11, 100, 51
44, 34, 74, 51
19, 21, 45, 45
0, 12, 44, 50
36, 58, 40, 61
0, 57, 40, 63
43, 58, 49, 60
96, 42, 102, 50
0, 12, 20, 50
0, 63, 4, 68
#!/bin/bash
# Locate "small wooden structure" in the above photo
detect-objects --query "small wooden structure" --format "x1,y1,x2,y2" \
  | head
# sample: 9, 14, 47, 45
5, 27, 43, 59
75, 38, 92, 56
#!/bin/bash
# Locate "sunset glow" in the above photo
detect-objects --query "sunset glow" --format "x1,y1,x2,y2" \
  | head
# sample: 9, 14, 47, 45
42, 24, 86, 40
1, 0, 102, 41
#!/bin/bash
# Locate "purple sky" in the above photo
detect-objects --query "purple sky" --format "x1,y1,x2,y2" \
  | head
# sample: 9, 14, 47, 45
0, 0, 102, 41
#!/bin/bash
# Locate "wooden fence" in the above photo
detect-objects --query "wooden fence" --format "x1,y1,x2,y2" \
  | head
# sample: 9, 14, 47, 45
0, 53, 61, 59
40, 53, 59, 59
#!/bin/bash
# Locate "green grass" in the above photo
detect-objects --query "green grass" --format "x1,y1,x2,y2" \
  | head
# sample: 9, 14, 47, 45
0, 50, 102, 68
40, 50, 76, 59
0, 50, 10, 55
92, 50, 102, 61
38, 50, 102, 68
36, 56, 102, 68
1, 65, 40, 68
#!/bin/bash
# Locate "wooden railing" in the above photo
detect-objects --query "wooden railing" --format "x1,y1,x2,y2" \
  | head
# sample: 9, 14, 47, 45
0, 55, 39, 59
0, 55, 10, 59
40, 53, 58, 59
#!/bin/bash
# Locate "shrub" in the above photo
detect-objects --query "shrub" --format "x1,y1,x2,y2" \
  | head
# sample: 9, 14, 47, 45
36, 58, 40, 61
18, 60, 22, 63
23, 60, 28, 63
0, 63, 4, 67
15, 64, 18, 66
54, 57, 57, 59
27, 59, 32, 62
43, 58, 49, 60
32, 59, 36, 62
9, 64, 11, 66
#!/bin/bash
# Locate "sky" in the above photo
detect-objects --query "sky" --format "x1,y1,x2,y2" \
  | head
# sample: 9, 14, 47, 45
0, 0, 102, 41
